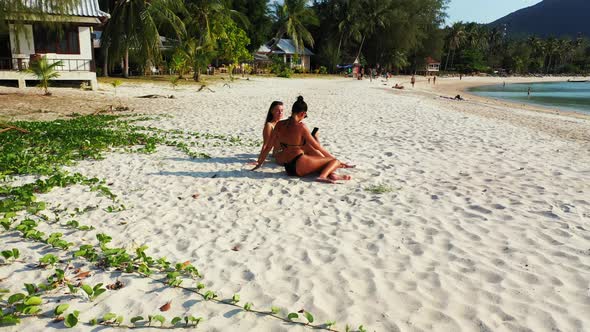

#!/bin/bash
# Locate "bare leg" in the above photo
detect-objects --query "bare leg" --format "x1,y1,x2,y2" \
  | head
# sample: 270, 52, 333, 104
295, 155, 341, 183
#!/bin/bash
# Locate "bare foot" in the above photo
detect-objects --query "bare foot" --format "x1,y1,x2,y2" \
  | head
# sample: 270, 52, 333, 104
329, 173, 352, 181
316, 177, 336, 184
340, 163, 356, 169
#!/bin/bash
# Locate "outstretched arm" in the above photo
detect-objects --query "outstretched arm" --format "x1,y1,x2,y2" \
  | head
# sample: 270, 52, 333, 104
252, 127, 278, 170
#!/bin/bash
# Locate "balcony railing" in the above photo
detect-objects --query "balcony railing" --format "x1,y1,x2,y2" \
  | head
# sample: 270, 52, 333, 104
0, 57, 95, 72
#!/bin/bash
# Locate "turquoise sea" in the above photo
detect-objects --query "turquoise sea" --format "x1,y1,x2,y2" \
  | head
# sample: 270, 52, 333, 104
469, 81, 590, 114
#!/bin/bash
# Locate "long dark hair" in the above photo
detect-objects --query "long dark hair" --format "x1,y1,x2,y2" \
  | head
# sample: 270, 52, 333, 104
265, 101, 283, 123
291, 96, 307, 114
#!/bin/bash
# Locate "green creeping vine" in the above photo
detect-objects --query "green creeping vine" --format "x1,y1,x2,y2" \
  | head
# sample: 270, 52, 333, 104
0, 114, 368, 331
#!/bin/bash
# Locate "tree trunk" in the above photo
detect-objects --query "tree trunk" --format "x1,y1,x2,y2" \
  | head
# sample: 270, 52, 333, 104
103, 49, 109, 77
124, 48, 129, 78
194, 65, 201, 82
337, 32, 344, 60
444, 49, 450, 71
356, 35, 366, 61
450, 49, 456, 70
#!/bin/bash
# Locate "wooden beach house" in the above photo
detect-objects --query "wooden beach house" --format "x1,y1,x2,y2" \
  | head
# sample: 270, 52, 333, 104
0, 0, 109, 90
425, 57, 441, 73
256, 39, 314, 72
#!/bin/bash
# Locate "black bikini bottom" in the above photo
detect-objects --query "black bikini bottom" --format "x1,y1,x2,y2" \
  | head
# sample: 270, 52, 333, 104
284, 154, 303, 176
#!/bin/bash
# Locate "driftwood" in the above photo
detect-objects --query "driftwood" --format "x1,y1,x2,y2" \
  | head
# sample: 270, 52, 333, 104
136, 94, 175, 99
0, 125, 29, 134
197, 85, 215, 93
92, 105, 132, 115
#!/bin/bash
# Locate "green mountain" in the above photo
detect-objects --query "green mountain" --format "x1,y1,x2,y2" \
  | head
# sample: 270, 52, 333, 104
489, 0, 590, 38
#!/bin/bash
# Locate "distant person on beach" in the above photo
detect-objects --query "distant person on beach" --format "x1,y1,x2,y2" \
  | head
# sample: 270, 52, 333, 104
411, 75, 416, 87
393, 84, 404, 90
433, 76, 436, 85
528, 87, 531, 98
252, 96, 353, 184
428, 77, 431, 84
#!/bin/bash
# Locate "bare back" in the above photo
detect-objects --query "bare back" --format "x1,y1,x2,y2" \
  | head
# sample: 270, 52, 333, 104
273, 119, 307, 165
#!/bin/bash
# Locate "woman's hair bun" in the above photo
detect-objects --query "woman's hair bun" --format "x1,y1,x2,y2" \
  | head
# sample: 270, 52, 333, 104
296, 96, 304, 103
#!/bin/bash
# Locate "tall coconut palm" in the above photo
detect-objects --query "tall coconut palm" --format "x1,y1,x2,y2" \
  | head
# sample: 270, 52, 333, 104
353, 0, 392, 60
101, 0, 185, 78
27, 56, 63, 96
444, 22, 466, 70
272, 0, 319, 56
181, 0, 244, 81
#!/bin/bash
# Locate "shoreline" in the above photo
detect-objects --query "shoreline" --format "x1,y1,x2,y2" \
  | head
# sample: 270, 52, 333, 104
430, 76, 590, 120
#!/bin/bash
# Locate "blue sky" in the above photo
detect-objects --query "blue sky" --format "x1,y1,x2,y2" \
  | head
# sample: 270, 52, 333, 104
446, 0, 542, 24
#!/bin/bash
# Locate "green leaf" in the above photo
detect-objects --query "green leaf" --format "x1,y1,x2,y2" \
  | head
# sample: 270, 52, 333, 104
103, 312, 116, 321
54, 303, 70, 316
81, 284, 93, 296
131, 316, 144, 324
89, 318, 98, 326
25, 283, 36, 295
232, 293, 240, 303
93, 288, 106, 299
304, 311, 314, 324
171, 316, 182, 325
64, 312, 79, 328
196, 282, 205, 290
287, 312, 299, 321
115, 316, 124, 325
24, 296, 42, 306
22, 305, 42, 315
271, 306, 281, 315
152, 314, 165, 326
8, 293, 25, 304
243, 302, 253, 311
0, 314, 21, 325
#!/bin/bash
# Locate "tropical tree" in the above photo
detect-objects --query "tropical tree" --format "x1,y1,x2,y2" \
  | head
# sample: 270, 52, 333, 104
100, 0, 185, 77
273, 0, 319, 55
217, 20, 252, 79
27, 56, 63, 96
230, 0, 271, 52
444, 22, 466, 70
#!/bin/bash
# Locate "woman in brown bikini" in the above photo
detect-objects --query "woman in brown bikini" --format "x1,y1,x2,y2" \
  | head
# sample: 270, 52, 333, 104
252, 96, 352, 184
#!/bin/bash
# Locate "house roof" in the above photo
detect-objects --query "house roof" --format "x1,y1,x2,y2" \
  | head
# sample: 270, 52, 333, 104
23, 0, 109, 18
257, 39, 314, 56
426, 57, 440, 64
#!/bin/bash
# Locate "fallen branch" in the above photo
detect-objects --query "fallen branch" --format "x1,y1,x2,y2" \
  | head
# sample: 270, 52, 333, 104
0, 125, 29, 134
197, 85, 215, 93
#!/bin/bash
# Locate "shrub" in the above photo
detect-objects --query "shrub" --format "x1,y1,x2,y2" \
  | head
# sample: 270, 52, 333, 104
319, 66, 328, 75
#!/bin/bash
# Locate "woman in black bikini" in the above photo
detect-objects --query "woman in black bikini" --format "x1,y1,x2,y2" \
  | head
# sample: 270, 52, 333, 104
252, 96, 352, 184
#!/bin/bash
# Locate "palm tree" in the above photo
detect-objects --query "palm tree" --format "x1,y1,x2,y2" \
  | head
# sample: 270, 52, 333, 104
272, 0, 319, 56
27, 56, 63, 96
181, 0, 239, 81
101, 0, 185, 78
353, 0, 392, 60
444, 22, 466, 71
544, 37, 558, 73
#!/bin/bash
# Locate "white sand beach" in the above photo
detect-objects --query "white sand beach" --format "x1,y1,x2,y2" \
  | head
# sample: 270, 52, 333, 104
1, 76, 590, 332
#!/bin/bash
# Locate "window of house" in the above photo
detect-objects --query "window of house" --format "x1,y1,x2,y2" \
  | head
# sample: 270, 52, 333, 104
33, 25, 80, 54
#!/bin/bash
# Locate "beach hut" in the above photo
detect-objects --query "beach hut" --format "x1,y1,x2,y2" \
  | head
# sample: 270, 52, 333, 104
425, 57, 441, 73
256, 38, 314, 72
0, 0, 109, 90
